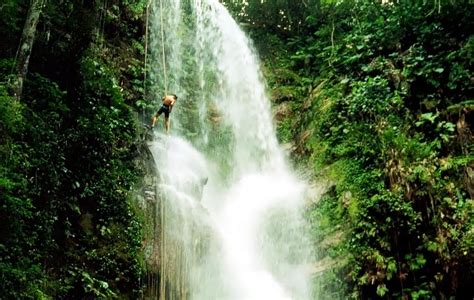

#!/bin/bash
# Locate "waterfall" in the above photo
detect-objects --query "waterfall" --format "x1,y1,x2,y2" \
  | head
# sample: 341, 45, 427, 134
145, 0, 313, 299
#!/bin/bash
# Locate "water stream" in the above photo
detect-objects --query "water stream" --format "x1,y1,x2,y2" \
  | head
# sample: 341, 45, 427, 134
146, 0, 313, 299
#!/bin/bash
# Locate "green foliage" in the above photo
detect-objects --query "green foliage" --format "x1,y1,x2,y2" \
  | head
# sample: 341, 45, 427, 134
0, 0, 146, 297
348, 76, 398, 119
0, 0, 28, 56
223, 0, 322, 35
250, 0, 474, 298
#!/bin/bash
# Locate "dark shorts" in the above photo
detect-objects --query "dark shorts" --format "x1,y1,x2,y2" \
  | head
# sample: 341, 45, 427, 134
157, 104, 170, 118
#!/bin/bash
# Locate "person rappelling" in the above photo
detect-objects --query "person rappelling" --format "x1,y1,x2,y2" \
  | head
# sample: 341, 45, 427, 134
147, 0, 178, 134
151, 94, 178, 133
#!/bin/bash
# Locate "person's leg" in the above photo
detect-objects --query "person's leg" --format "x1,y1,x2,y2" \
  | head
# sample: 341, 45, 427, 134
152, 110, 162, 127
165, 116, 170, 133
164, 110, 170, 133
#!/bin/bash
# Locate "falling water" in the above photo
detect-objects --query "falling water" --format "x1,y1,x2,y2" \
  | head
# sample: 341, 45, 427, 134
145, 0, 313, 299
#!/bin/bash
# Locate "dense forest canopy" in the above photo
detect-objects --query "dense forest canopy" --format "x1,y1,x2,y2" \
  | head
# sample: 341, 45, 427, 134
0, 0, 473, 299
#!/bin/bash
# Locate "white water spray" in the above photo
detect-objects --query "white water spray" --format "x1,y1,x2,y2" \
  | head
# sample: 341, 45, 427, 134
147, 0, 313, 299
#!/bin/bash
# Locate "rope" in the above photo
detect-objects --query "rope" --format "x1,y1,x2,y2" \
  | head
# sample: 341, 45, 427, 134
144, 0, 151, 94
158, 3, 168, 295
144, 0, 152, 122
159, 0, 168, 95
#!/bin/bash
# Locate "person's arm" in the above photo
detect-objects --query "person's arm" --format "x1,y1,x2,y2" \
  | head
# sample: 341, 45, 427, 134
169, 98, 176, 112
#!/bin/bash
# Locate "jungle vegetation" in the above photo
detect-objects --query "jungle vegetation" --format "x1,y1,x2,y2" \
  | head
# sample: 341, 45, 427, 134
227, 0, 473, 298
1, 0, 147, 298
0, 0, 473, 299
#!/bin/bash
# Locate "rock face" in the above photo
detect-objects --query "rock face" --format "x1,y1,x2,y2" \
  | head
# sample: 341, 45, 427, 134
137, 139, 212, 300
134, 139, 161, 298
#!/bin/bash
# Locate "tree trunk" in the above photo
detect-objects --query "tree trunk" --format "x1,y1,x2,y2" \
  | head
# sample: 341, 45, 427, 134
16, 0, 47, 100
